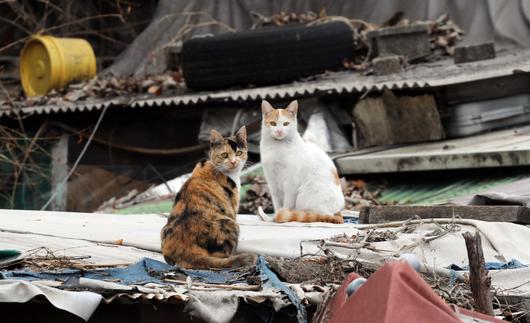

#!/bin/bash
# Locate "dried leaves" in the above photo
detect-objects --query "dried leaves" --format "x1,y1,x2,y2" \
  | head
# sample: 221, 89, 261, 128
250, 10, 324, 29
429, 14, 464, 57
23, 71, 184, 106
342, 179, 391, 210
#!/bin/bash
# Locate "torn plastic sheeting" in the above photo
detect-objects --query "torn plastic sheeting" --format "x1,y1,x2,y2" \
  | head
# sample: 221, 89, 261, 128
1, 258, 248, 285
300, 98, 352, 153
185, 290, 239, 323
257, 256, 307, 323
0, 280, 102, 321
448, 259, 527, 271
183, 289, 285, 323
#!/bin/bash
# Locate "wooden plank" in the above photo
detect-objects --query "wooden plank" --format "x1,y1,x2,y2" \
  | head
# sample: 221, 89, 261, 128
359, 205, 530, 224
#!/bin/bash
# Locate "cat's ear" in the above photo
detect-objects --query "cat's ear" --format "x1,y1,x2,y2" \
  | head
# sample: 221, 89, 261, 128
210, 129, 223, 146
235, 126, 247, 145
261, 100, 274, 114
286, 100, 298, 115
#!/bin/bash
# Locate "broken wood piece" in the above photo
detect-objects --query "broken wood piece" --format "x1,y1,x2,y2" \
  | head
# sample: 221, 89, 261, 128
164, 278, 261, 291
462, 232, 494, 316
71, 262, 131, 269
359, 205, 530, 224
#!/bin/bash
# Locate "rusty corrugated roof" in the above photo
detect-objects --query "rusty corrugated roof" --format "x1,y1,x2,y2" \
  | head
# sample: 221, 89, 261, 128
2, 49, 530, 117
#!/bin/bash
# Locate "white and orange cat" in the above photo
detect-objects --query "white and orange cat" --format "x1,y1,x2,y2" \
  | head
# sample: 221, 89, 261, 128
259, 100, 345, 224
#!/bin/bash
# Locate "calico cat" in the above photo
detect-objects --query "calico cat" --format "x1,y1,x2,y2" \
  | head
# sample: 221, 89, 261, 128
259, 100, 345, 224
161, 126, 257, 269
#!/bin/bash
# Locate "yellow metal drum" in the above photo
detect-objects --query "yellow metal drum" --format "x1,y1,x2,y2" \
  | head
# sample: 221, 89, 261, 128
20, 35, 96, 96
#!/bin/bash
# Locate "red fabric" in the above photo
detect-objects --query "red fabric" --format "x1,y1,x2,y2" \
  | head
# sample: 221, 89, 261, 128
328, 262, 502, 323
327, 272, 361, 314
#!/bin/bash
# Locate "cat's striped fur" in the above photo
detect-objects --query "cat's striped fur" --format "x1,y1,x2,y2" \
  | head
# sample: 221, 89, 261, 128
161, 127, 257, 269
274, 208, 344, 224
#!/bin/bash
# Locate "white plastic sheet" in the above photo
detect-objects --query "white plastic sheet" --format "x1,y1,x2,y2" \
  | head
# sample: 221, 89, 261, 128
0, 280, 101, 321
1, 209, 530, 301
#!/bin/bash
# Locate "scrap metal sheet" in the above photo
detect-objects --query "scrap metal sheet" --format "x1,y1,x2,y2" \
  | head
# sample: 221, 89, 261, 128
334, 125, 530, 174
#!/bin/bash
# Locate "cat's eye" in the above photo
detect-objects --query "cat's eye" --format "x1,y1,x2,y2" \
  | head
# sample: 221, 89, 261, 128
283, 122, 290, 126
236, 151, 243, 156
270, 121, 276, 126
221, 153, 228, 158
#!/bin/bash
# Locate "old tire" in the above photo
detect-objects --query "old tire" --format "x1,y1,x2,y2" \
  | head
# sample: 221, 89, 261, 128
181, 21, 354, 91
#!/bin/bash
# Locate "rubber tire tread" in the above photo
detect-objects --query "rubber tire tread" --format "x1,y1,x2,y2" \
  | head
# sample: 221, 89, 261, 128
181, 21, 354, 91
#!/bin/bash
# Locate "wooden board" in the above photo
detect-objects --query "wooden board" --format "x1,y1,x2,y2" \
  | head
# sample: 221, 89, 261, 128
359, 205, 530, 224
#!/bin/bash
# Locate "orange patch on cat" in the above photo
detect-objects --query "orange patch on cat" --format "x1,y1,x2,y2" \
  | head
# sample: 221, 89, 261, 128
264, 109, 295, 126
331, 167, 340, 185
263, 110, 280, 126
279, 109, 295, 121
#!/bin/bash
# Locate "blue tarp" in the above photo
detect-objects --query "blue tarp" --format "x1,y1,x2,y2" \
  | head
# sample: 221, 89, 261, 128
1, 258, 249, 285
256, 256, 307, 323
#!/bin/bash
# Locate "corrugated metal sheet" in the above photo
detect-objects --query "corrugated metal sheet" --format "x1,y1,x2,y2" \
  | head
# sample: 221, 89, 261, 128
0, 97, 128, 117
3, 49, 530, 117
378, 173, 530, 205
334, 125, 530, 174
131, 49, 530, 107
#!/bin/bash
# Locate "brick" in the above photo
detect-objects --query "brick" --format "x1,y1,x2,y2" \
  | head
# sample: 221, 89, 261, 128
454, 43, 495, 64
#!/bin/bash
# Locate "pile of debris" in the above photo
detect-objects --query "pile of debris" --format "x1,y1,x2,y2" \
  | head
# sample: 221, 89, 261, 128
341, 179, 392, 210
238, 175, 392, 215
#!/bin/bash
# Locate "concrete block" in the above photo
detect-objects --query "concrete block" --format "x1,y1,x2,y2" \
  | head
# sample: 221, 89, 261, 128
454, 43, 495, 64
372, 55, 403, 75
352, 90, 445, 148
367, 23, 431, 61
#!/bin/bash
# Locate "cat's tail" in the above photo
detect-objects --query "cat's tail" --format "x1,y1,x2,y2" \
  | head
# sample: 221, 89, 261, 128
274, 208, 344, 224
165, 251, 258, 269
198, 252, 258, 269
